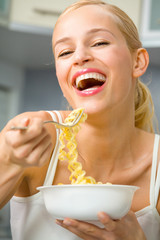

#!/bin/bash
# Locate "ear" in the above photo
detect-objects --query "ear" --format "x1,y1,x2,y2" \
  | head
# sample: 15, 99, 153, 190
132, 48, 149, 78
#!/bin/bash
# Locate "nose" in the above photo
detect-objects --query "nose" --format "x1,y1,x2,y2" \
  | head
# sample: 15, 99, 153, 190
73, 45, 93, 66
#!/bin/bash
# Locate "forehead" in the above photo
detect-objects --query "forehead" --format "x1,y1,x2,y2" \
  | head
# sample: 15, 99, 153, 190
53, 5, 120, 43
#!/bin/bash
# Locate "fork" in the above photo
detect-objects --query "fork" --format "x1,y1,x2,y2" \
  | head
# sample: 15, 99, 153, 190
10, 110, 84, 130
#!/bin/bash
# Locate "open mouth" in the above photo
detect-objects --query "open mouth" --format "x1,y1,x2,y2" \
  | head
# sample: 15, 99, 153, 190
75, 72, 106, 91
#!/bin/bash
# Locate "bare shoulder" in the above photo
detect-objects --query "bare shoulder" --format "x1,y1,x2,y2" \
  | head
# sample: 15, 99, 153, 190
4, 110, 50, 130
5, 109, 71, 126
15, 163, 50, 197
17, 109, 71, 121
10, 110, 54, 121
59, 110, 72, 120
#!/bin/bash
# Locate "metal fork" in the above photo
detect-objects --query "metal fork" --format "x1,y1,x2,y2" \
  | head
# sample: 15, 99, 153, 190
10, 110, 84, 130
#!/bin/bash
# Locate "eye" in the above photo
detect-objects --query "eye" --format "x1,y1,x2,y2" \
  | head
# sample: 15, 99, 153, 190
92, 41, 110, 47
58, 50, 73, 58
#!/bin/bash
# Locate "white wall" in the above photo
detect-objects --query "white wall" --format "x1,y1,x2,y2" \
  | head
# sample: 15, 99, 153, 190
0, 60, 25, 239
143, 64, 160, 129
0, 60, 25, 128
21, 67, 68, 113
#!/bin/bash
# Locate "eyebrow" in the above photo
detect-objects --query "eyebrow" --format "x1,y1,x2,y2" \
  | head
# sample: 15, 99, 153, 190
53, 28, 115, 49
88, 28, 115, 37
53, 37, 71, 49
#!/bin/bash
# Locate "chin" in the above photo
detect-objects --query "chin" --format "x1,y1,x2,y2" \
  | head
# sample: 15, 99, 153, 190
71, 101, 104, 116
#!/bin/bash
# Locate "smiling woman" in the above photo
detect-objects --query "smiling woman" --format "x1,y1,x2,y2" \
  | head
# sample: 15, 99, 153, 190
0, 0, 160, 240
53, 0, 153, 131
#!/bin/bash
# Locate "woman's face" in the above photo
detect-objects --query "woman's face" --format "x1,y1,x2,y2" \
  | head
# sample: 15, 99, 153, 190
53, 5, 136, 114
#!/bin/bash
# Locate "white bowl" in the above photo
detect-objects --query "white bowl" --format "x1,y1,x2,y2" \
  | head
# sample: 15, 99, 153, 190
37, 184, 139, 221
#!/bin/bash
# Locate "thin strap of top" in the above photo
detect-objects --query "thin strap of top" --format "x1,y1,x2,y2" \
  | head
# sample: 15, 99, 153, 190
150, 134, 160, 207
43, 111, 62, 186
155, 161, 160, 206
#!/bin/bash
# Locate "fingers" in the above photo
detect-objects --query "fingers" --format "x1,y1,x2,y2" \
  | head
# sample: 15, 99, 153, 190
8, 117, 30, 130
56, 218, 106, 240
4, 116, 54, 168
12, 128, 49, 159
24, 134, 53, 167
55, 213, 118, 240
6, 117, 44, 146
56, 212, 145, 240
98, 212, 116, 232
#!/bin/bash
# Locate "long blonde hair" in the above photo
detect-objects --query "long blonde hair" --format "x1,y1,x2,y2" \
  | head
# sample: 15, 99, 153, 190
55, 0, 156, 132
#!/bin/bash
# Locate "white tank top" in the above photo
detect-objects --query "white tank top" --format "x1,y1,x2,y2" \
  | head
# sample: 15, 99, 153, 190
10, 111, 160, 240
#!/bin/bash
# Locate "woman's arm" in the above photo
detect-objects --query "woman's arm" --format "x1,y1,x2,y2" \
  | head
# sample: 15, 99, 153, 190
0, 111, 56, 208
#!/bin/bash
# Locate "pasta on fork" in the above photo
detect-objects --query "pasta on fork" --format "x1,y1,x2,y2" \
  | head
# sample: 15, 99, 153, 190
58, 108, 110, 185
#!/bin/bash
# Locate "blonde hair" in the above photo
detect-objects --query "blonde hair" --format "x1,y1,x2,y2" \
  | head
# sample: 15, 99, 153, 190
55, 0, 156, 132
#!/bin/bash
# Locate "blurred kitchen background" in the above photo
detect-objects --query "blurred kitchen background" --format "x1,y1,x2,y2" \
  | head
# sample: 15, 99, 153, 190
0, 0, 160, 239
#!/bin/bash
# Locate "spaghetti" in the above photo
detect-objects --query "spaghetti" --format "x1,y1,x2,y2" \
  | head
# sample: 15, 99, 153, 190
58, 108, 110, 185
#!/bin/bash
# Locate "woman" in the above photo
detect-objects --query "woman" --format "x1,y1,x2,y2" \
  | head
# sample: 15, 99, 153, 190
0, 0, 159, 239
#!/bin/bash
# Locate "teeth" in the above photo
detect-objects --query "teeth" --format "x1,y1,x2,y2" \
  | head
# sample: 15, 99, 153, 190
76, 72, 106, 88
83, 87, 98, 92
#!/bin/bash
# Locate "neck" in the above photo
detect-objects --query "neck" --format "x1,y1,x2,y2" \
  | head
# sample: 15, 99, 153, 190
77, 106, 137, 168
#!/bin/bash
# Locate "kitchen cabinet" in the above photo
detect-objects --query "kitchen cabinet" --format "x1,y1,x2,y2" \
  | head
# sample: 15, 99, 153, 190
0, 0, 142, 34
9, 0, 77, 33
141, 0, 160, 47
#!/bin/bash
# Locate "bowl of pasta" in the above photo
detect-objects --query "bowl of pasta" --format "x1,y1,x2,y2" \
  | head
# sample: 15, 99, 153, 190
37, 184, 139, 221
37, 108, 139, 220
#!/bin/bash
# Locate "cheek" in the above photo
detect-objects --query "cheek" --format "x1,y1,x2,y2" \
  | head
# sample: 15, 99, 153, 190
104, 46, 132, 70
108, 48, 133, 83
55, 62, 67, 89
55, 62, 73, 101
106, 48, 134, 99
55, 59, 72, 83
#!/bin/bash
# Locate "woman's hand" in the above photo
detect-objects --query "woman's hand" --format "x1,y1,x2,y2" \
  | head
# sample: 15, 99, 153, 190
0, 112, 54, 208
56, 211, 146, 240
2, 115, 53, 168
